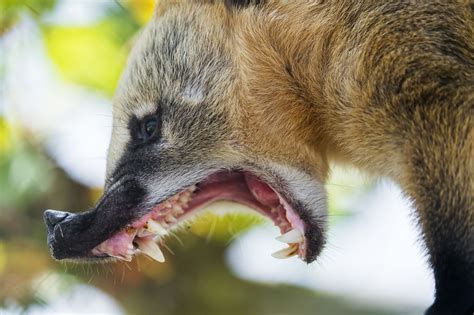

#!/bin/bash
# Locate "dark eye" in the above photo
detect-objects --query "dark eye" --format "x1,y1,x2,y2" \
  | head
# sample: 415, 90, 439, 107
138, 117, 159, 142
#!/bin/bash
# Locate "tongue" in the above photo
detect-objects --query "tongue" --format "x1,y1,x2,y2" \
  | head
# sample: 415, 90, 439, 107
244, 173, 280, 207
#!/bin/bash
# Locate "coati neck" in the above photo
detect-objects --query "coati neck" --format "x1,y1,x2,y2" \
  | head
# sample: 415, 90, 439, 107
230, 2, 361, 172
230, 1, 413, 174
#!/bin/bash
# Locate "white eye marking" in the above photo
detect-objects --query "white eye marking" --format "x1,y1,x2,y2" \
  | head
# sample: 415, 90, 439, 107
183, 83, 204, 105
134, 103, 156, 121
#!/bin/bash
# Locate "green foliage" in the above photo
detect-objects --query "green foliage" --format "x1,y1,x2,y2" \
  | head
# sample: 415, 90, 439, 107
42, 9, 139, 96
0, 0, 56, 34
0, 119, 53, 211
190, 209, 266, 242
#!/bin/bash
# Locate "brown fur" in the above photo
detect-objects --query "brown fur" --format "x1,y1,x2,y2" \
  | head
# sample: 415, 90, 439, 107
227, 3, 473, 313
113, 1, 474, 313
233, 3, 473, 314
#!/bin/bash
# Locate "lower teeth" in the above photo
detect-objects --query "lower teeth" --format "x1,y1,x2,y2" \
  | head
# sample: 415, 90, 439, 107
136, 238, 165, 263
271, 244, 299, 259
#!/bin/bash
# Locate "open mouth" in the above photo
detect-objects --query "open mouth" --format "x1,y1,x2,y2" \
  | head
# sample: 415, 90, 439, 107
91, 171, 308, 263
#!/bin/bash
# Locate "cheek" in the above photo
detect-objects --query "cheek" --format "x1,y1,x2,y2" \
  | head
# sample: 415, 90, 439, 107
161, 124, 178, 146
106, 131, 129, 178
266, 161, 328, 212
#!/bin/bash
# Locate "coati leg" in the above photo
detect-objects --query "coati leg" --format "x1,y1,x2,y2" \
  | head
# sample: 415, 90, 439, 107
401, 103, 473, 315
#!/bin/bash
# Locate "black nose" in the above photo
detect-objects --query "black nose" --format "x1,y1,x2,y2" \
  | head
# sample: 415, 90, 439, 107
43, 209, 69, 228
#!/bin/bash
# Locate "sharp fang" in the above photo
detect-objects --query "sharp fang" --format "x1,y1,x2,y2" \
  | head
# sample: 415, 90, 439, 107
271, 244, 298, 259
276, 229, 303, 244
146, 220, 168, 235
136, 239, 165, 263
164, 201, 172, 208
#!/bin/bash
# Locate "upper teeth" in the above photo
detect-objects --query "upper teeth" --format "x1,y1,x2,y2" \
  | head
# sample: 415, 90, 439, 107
146, 219, 168, 235
275, 228, 303, 244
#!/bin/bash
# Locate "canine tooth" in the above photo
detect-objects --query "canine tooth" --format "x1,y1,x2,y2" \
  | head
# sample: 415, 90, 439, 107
188, 185, 196, 192
271, 244, 298, 259
137, 228, 154, 237
276, 229, 303, 244
146, 220, 168, 235
164, 201, 172, 208
166, 214, 177, 223
136, 239, 165, 263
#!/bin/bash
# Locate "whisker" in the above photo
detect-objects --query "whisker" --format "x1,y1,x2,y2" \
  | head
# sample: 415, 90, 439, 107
206, 215, 218, 244
162, 242, 175, 255
169, 231, 184, 247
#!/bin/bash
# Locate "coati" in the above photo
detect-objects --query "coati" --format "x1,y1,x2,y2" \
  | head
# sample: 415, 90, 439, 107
43, 1, 474, 314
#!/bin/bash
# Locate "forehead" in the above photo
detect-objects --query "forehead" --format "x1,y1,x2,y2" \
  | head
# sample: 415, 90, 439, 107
113, 5, 232, 121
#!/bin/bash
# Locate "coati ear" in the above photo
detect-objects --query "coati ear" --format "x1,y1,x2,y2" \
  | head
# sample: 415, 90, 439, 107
224, 0, 265, 10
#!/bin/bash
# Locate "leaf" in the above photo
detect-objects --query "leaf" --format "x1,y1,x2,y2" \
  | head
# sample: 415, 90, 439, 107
0, 0, 56, 34
43, 14, 139, 95
123, 0, 156, 25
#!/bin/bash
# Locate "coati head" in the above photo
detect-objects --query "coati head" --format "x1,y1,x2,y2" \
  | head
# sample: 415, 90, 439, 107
44, 0, 328, 264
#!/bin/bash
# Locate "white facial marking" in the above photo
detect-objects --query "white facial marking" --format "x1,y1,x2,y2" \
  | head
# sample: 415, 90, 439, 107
183, 83, 204, 105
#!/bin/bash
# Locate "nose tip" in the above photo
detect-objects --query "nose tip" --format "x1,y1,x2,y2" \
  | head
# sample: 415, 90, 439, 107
43, 209, 69, 228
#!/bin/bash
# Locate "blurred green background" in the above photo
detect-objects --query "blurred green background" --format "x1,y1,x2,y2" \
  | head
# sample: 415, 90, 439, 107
0, 1, 432, 314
